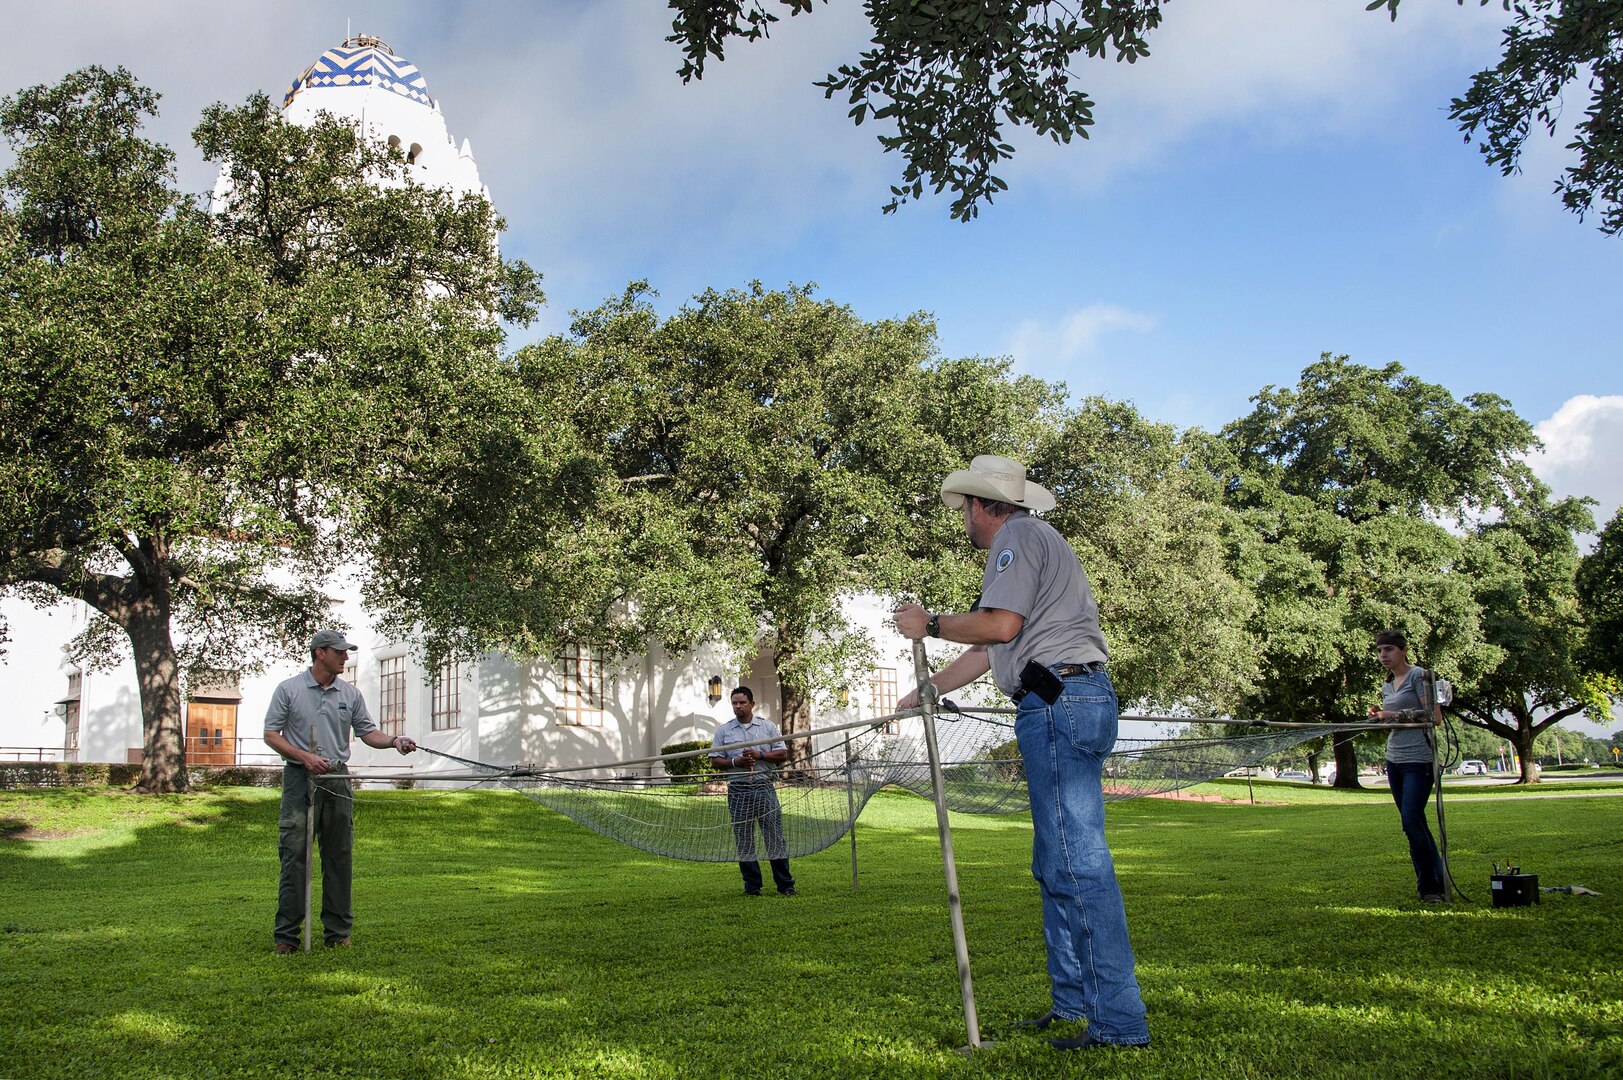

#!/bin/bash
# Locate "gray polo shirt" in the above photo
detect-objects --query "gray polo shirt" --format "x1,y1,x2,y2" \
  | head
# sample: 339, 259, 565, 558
264, 670, 378, 765
1383, 666, 1435, 765
979, 512, 1110, 698
710, 716, 786, 785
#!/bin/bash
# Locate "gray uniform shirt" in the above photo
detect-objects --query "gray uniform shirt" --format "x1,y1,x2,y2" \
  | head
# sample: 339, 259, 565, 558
1382, 666, 1435, 764
710, 717, 787, 785
264, 670, 378, 765
979, 512, 1110, 698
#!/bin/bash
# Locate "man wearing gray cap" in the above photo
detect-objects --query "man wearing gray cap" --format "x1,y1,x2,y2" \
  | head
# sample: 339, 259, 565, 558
894, 455, 1149, 1050
264, 629, 416, 952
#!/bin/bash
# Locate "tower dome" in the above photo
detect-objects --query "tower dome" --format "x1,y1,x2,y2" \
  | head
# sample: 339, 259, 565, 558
274, 34, 486, 201
282, 35, 434, 111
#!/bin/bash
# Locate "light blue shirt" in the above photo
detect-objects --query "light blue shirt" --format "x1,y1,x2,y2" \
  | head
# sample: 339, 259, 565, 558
710, 716, 786, 785
264, 670, 378, 765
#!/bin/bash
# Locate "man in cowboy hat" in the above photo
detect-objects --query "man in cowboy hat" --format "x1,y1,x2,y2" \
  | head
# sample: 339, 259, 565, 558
894, 455, 1150, 1051
264, 629, 417, 953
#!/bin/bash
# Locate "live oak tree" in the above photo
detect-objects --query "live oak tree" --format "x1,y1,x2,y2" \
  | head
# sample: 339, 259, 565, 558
513, 282, 1060, 758
1216, 355, 1537, 787
1033, 401, 1258, 713
1453, 487, 1616, 782
514, 286, 1261, 752
0, 68, 542, 792
669, 1, 1623, 231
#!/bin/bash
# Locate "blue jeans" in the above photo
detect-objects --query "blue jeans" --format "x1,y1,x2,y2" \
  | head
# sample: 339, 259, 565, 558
726, 782, 794, 893
1014, 669, 1149, 1044
1386, 760, 1445, 896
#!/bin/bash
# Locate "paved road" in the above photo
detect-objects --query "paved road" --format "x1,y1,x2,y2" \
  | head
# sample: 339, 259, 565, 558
1434, 770, 1623, 788
1262, 769, 1623, 788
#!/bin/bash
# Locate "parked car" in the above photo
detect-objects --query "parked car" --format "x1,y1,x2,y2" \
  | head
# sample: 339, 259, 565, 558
1456, 760, 1488, 775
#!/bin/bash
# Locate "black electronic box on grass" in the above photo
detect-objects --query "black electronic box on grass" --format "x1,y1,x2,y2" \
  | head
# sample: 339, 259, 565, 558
1491, 871, 1539, 907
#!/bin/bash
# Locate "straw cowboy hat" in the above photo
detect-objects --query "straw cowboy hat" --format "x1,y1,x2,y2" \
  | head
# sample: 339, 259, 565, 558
939, 455, 1056, 512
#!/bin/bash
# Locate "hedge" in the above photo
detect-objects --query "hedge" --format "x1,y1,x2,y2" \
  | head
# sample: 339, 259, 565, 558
0, 761, 282, 790
660, 740, 715, 780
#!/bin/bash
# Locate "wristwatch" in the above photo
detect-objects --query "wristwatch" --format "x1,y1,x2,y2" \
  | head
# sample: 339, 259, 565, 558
926, 613, 941, 638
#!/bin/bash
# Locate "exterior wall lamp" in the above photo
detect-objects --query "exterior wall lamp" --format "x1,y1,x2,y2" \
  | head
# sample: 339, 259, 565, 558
706, 675, 724, 705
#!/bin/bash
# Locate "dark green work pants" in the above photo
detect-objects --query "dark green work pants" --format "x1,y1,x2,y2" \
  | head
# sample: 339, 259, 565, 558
275, 764, 354, 947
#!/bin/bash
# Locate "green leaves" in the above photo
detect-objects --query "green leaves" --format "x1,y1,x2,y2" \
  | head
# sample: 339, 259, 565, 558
1380, 0, 1623, 235
1222, 354, 1539, 526
667, 1, 1162, 220
1033, 399, 1258, 712
0, 65, 178, 258
669, 2, 1623, 229
1578, 508, 1623, 679
503, 284, 1076, 725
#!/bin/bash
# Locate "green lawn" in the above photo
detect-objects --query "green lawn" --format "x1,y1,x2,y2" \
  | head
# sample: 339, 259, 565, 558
2, 784, 1619, 1079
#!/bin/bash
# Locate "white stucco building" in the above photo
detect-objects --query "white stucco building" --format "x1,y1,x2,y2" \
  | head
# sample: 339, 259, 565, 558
0, 36, 924, 780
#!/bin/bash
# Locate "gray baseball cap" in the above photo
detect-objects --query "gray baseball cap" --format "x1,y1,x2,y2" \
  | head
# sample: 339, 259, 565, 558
309, 629, 359, 652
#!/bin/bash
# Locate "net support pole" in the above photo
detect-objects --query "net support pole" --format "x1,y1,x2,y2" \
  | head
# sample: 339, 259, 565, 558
1422, 672, 1456, 902
302, 725, 318, 954
913, 640, 983, 1050
844, 734, 859, 892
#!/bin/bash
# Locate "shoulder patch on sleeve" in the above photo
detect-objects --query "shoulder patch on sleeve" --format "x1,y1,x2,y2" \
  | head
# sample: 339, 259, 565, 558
995, 548, 1015, 573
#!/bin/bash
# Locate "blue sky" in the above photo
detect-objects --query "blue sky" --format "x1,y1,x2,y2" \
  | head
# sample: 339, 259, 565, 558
4, 1, 1619, 524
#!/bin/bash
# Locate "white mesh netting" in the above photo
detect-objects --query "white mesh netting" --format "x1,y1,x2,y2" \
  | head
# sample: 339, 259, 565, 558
418, 708, 1338, 862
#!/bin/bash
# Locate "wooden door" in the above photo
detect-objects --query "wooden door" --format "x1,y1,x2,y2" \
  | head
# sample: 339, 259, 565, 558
186, 702, 238, 765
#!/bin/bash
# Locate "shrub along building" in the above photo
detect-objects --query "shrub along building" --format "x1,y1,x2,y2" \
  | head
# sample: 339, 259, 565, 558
0, 36, 919, 781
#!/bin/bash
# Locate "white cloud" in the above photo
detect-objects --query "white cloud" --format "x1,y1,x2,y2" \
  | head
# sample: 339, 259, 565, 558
1006, 0, 1506, 191
428, 3, 886, 265
1008, 303, 1156, 382
0, 1, 1516, 264
1528, 395, 1623, 534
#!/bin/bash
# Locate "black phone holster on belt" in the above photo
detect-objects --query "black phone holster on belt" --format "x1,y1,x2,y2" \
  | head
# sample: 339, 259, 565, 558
1015, 660, 1065, 706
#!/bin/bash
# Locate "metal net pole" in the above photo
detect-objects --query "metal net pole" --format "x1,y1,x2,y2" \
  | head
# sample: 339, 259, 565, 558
845, 734, 859, 892
1422, 671, 1458, 902
914, 640, 983, 1049
302, 725, 317, 953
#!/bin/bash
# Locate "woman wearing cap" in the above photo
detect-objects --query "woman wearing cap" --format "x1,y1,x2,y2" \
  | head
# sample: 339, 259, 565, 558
1368, 630, 1447, 903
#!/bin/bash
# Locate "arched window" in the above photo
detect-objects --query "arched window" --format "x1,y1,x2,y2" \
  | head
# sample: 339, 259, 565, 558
407, 142, 422, 165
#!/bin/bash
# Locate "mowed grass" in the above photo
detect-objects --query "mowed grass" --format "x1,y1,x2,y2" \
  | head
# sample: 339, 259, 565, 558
1, 783, 1619, 1079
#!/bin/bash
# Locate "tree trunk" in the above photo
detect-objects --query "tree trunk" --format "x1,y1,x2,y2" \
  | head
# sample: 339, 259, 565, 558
770, 637, 815, 771
1330, 730, 1364, 789
777, 677, 814, 771
1513, 726, 1541, 784
128, 606, 189, 794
